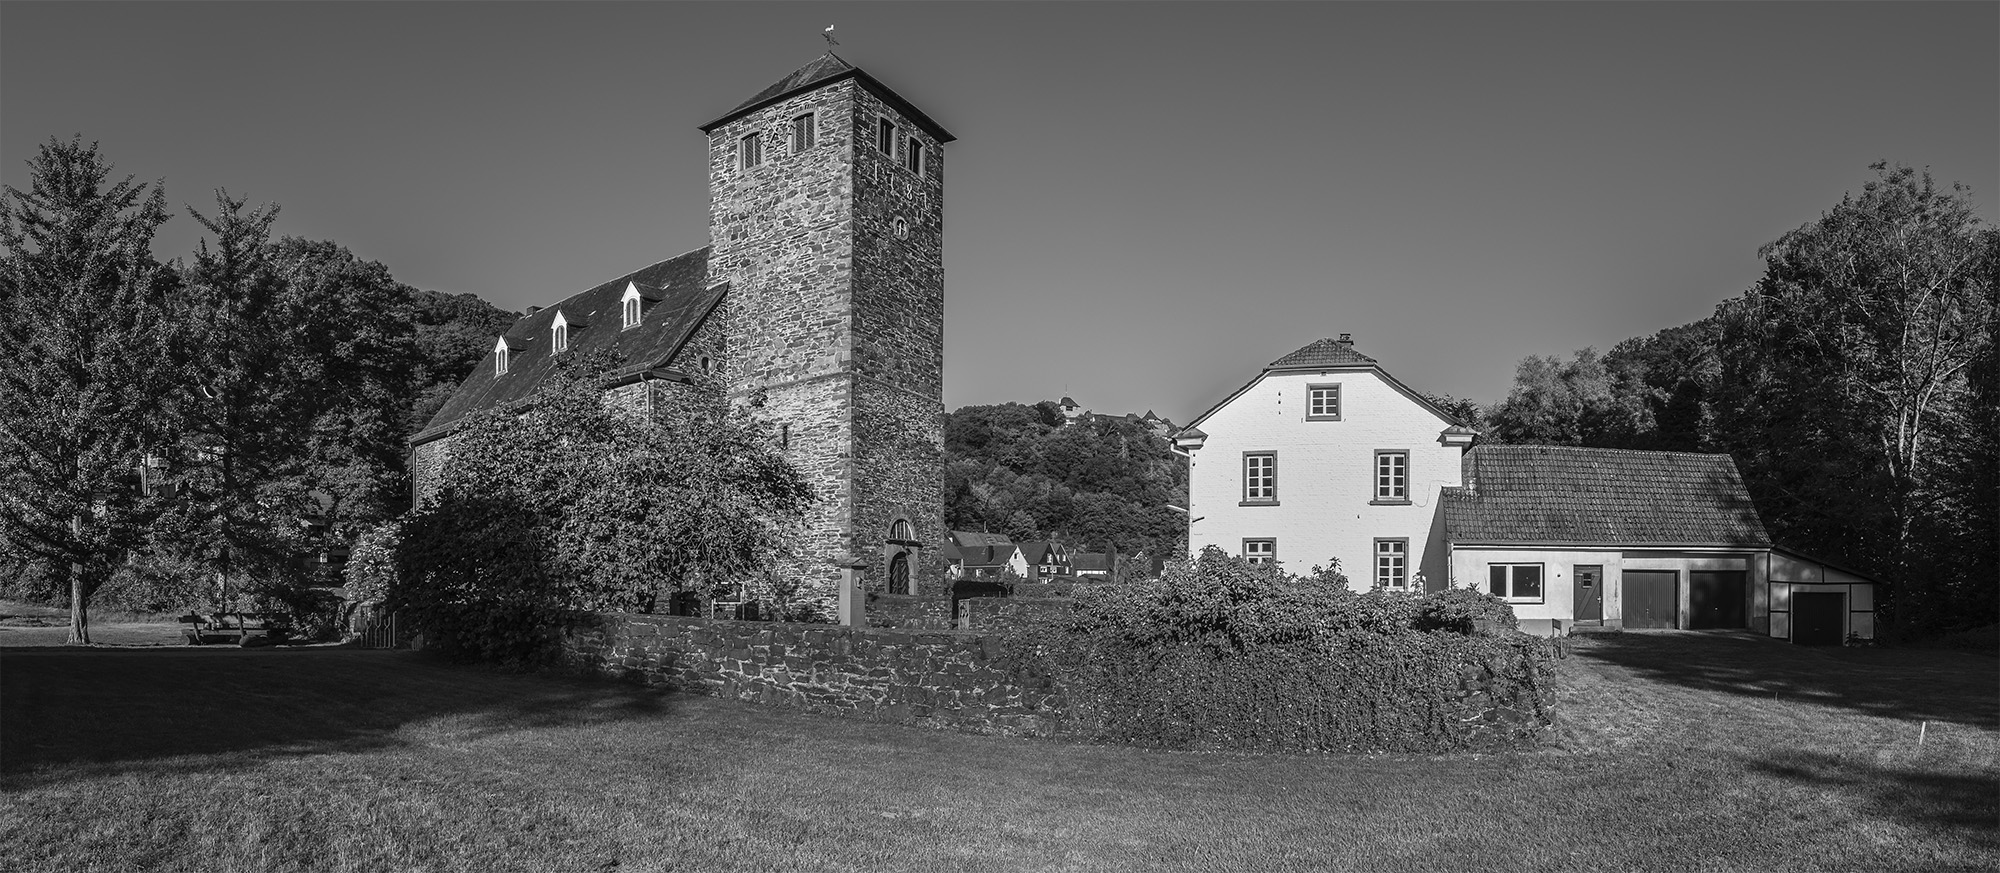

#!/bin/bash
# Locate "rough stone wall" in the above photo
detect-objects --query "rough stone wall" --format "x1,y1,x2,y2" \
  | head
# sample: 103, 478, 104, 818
960, 597, 1074, 632
707, 81, 861, 612
848, 87, 947, 594
864, 592, 954, 630
853, 379, 944, 594
564, 613, 1064, 737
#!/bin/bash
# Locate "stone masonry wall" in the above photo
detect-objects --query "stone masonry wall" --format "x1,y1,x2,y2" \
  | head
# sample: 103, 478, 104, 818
708, 81, 859, 614
864, 592, 955, 630
959, 597, 1074, 633
564, 613, 1065, 737
848, 87, 947, 593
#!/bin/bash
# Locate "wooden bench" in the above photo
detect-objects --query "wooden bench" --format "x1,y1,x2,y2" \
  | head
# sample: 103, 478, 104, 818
180, 612, 290, 646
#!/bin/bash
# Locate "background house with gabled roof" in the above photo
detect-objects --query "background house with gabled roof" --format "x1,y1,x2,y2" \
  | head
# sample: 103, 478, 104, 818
942, 530, 1025, 579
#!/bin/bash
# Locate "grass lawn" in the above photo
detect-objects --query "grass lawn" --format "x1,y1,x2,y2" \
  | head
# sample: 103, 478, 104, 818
3, 631, 1994, 873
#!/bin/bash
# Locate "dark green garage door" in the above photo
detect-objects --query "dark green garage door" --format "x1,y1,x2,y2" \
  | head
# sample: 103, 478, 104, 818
1792, 592, 1846, 645
1622, 571, 1678, 629
1689, 571, 1748, 629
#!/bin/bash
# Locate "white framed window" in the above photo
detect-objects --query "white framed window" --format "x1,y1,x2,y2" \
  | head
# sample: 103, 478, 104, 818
494, 336, 511, 376
1243, 539, 1276, 565
791, 112, 816, 153
1488, 564, 1544, 603
739, 132, 763, 170
1308, 384, 1341, 420
552, 312, 570, 354
1374, 450, 1408, 502
621, 290, 642, 330
877, 117, 897, 157
1243, 452, 1276, 503
1374, 539, 1408, 589
904, 137, 924, 174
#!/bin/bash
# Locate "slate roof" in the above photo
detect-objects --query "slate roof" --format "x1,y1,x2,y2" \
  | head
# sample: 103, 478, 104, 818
1072, 552, 1114, 573
699, 52, 956, 143
946, 531, 1017, 568
1442, 445, 1770, 547
1017, 541, 1065, 565
412, 247, 721, 445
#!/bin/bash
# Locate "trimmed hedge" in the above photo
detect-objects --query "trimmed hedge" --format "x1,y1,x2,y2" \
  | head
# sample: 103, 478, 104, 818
1000, 547, 1555, 752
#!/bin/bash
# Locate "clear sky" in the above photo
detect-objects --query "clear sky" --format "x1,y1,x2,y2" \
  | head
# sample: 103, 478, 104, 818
5, 2, 1994, 423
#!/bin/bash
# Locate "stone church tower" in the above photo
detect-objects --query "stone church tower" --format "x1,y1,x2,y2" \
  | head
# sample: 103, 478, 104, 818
411, 54, 950, 617
701, 54, 952, 606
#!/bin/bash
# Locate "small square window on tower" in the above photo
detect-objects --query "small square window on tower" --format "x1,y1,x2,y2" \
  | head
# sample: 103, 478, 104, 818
877, 117, 897, 157
739, 132, 763, 170
791, 113, 815, 152
904, 137, 924, 174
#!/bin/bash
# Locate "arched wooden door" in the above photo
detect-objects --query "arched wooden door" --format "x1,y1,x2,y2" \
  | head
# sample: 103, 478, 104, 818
889, 552, 911, 595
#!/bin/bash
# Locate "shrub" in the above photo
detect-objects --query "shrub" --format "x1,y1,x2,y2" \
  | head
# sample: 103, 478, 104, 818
1414, 585, 1519, 635
394, 356, 813, 665
93, 554, 214, 615
1002, 547, 1554, 752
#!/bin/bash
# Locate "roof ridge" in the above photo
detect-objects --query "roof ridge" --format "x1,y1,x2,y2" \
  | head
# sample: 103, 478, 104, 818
1474, 444, 1736, 460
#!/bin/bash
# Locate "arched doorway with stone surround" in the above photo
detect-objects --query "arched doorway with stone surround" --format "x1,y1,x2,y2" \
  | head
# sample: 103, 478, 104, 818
883, 517, 920, 595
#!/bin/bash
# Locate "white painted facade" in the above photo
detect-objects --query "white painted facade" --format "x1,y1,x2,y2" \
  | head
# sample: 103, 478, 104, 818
1449, 546, 1769, 637
1184, 363, 1465, 590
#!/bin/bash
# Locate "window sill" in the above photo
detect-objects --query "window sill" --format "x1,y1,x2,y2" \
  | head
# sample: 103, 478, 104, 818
1500, 597, 1545, 605
1239, 500, 1280, 507
1305, 414, 1342, 422
1369, 499, 1412, 506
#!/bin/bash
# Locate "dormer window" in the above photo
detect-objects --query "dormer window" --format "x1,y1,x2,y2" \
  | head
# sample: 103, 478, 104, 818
494, 336, 512, 376
552, 311, 570, 354
620, 284, 646, 330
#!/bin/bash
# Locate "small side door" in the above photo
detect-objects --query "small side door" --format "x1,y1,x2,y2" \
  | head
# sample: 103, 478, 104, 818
1573, 565, 1604, 623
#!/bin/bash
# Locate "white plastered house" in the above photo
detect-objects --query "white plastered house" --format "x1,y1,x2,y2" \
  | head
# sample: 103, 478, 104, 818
1179, 336, 1880, 643
1177, 335, 1475, 591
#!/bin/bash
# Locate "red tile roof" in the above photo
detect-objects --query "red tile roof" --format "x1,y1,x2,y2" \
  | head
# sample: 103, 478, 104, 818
1443, 445, 1770, 547
1268, 337, 1377, 369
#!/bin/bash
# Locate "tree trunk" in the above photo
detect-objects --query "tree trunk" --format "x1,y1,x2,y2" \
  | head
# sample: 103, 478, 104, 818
66, 514, 91, 645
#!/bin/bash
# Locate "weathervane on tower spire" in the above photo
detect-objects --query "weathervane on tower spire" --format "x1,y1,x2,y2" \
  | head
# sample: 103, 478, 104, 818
823, 25, 839, 48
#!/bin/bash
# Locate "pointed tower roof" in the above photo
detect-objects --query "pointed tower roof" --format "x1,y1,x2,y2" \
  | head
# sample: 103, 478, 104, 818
699, 52, 956, 143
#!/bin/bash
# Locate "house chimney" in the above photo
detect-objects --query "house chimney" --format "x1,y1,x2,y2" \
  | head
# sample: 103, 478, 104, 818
1337, 333, 1352, 345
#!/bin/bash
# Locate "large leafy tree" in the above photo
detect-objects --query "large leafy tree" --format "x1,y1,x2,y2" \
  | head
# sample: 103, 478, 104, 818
1716, 163, 1997, 630
943, 403, 1186, 560
397, 355, 814, 663
157, 194, 432, 603
1485, 348, 1646, 447
154, 193, 317, 599
0, 137, 175, 642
